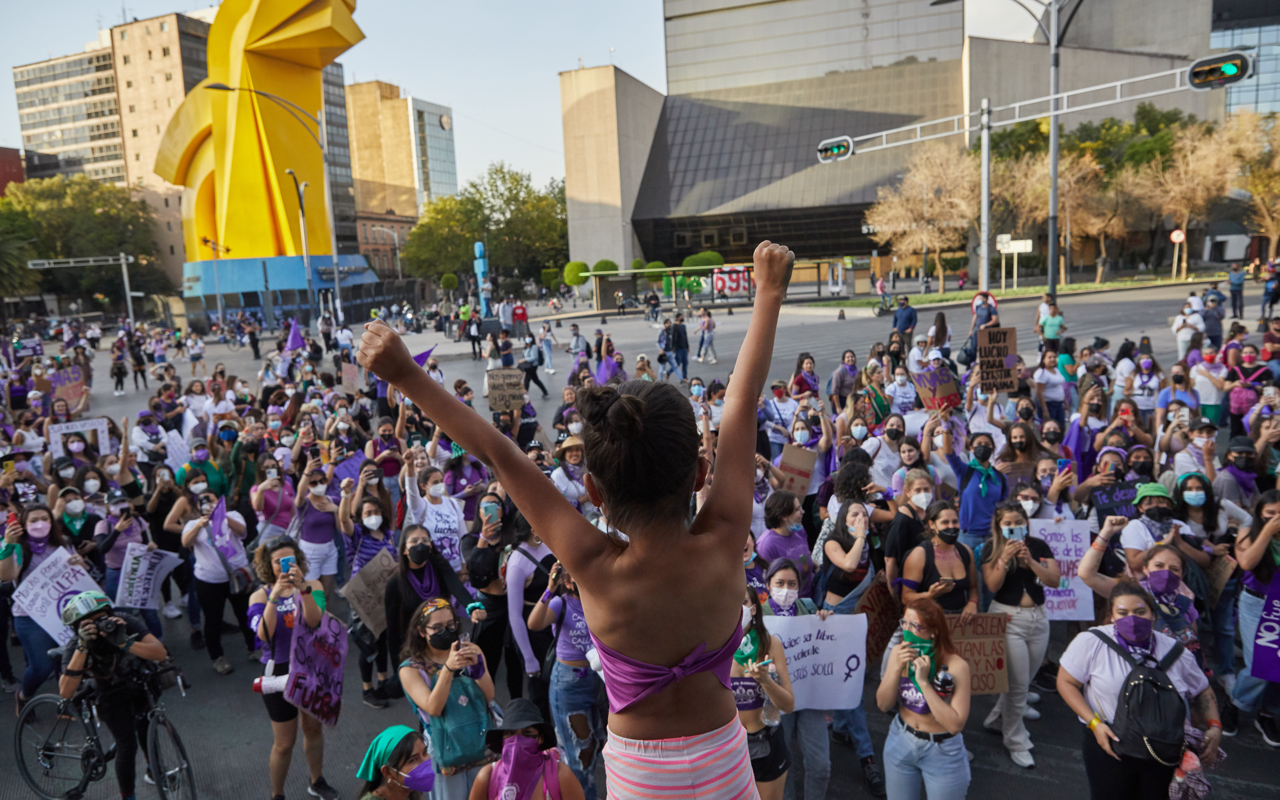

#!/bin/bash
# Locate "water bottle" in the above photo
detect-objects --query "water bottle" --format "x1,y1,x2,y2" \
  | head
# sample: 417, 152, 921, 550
761, 667, 782, 726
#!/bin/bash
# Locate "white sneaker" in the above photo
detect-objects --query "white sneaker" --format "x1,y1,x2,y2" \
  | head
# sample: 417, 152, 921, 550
162, 603, 182, 619
1027, 691, 1040, 705
709, 358, 718, 364
545, 369, 556, 374
1023, 706, 1041, 721
1010, 750, 1035, 768
1220, 673, 1237, 695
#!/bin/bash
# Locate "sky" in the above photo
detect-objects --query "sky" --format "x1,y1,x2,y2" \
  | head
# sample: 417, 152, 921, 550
0, 0, 1037, 190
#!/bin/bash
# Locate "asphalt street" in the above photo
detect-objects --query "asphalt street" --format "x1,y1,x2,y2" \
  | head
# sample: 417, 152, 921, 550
3, 281, 1279, 800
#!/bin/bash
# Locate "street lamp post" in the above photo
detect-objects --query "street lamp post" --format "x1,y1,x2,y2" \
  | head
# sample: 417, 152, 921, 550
284, 169, 317, 324
370, 225, 402, 280
199, 236, 230, 326
204, 83, 345, 323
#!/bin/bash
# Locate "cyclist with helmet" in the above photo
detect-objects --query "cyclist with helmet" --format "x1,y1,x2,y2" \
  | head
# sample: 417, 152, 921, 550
58, 590, 169, 800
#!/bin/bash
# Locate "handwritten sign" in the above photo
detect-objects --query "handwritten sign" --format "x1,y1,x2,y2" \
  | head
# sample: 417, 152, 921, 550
1032, 519, 1094, 621
910, 367, 961, 411
853, 573, 897, 666
48, 418, 111, 460
976, 328, 1018, 393
1001, 462, 1037, 495
486, 368, 526, 413
946, 612, 1008, 695
286, 611, 348, 726
163, 429, 189, 477
15, 337, 44, 358
341, 363, 358, 396
49, 366, 88, 406
1091, 480, 1140, 520
339, 548, 398, 637
12, 547, 103, 645
777, 444, 818, 496
763, 613, 867, 711
113, 543, 184, 610
1206, 555, 1237, 608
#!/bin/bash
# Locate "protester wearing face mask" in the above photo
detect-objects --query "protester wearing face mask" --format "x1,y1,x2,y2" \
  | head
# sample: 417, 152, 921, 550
336, 494, 400, 707
979, 504, 1059, 767
444, 444, 490, 524
181, 490, 254, 675
1214, 435, 1261, 508
282, 462, 340, 600
356, 726, 434, 800
174, 437, 229, 499
549, 437, 593, 518
468, 699, 586, 800
1155, 365, 1201, 435
1057, 583, 1219, 798
743, 530, 771, 603
1172, 300, 1207, 361
836, 409, 872, 459
385, 526, 472, 672
886, 366, 918, 417
399, 599, 497, 798
1124, 352, 1165, 430
863, 413, 907, 489
12, 412, 45, 455
774, 399, 833, 538
1226, 345, 1272, 438
938, 422, 1006, 551
1034, 350, 1068, 427
1117, 483, 1209, 577
1225, 491, 1280, 743
251, 454, 296, 541
876, 598, 973, 800
763, 379, 801, 459
758, 492, 815, 596
884, 469, 935, 596
1171, 416, 1219, 481
995, 422, 1049, 478
731, 585, 795, 800
403, 462, 468, 576
54, 483, 104, 569
93, 487, 162, 638
902, 503, 978, 625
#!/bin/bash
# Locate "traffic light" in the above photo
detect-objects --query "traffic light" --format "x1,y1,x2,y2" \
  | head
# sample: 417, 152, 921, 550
1188, 53, 1250, 91
817, 136, 854, 164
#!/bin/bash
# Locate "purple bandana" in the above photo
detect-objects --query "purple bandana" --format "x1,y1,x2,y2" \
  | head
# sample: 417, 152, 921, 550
490, 736, 555, 800
406, 565, 441, 602
1223, 464, 1257, 496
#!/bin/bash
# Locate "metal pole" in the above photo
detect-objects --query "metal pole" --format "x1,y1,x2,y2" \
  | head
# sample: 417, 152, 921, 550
980, 97, 991, 293
288, 170, 316, 327
394, 231, 402, 280
212, 247, 224, 325
1047, 0, 1061, 296
1014, 251, 1019, 289
120, 252, 135, 328
1001, 252, 1007, 291
318, 106, 344, 324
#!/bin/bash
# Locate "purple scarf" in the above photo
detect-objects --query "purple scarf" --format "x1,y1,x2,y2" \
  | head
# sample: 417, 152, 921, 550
767, 599, 798, 617
406, 565, 441, 602
206, 497, 241, 564
753, 478, 770, 504
1223, 463, 1257, 496
489, 736, 555, 800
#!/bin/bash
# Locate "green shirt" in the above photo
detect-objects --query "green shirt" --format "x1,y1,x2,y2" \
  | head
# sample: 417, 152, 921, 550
1041, 314, 1065, 340
175, 459, 229, 498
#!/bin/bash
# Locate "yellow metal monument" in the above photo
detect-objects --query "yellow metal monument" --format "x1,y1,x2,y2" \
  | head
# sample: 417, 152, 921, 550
154, 0, 363, 261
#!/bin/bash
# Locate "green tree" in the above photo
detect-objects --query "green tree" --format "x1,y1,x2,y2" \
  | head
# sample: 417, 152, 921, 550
681, 251, 724, 268
440, 273, 459, 292
592, 259, 618, 274
402, 194, 483, 278
0, 206, 40, 300
643, 260, 666, 283
564, 261, 589, 286
4, 175, 168, 308
630, 258, 645, 272
541, 268, 560, 288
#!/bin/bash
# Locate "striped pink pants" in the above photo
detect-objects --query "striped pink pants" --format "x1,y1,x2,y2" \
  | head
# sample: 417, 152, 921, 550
603, 717, 760, 800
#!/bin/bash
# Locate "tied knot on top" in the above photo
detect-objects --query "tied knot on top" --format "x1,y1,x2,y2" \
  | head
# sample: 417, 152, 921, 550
578, 386, 645, 443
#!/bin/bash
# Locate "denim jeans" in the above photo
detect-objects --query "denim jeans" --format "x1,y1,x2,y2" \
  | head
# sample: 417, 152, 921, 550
15, 615, 59, 698
780, 709, 831, 800
1045, 400, 1065, 428
549, 661, 606, 799
1231, 589, 1280, 715
541, 341, 554, 372
672, 348, 689, 380
883, 715, 971, 800
429, 764, 481, 800
959, 532, 986, 554
825, 582, 876, 760
103, 567, 163, 639
1210, 576, 1239, 679
983, 601, 1050, 753
701, 331, 717, 361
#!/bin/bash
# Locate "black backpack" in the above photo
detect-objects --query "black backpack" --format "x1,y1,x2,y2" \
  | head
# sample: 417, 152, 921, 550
1089, 630, 1187, 766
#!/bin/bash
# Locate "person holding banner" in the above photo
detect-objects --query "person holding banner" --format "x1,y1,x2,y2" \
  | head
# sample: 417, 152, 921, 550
734, 583, 795, 800
1224, 491, 1280, 743
875, 598, 973, 800
2, 505, 74, 707
94, 488, 162, 638
182, 491, 255, 675
980, 503, 1059, 767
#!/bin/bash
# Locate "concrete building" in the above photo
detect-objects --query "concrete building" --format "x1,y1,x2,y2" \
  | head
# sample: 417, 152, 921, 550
0, 147, 23, 195
356, 209, 416, 279
560, 0, 1231, 269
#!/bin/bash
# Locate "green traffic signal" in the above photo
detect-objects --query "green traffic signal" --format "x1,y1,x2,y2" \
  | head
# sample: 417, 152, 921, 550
1188, 52, 1250, 90
1221, 63, 1239, 76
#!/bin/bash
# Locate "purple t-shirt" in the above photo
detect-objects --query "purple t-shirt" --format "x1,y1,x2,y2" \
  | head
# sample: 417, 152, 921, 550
298, 500, 337, 545
756, 528, 814, 596
548, 595, 591, 662
347, 526, 398, 574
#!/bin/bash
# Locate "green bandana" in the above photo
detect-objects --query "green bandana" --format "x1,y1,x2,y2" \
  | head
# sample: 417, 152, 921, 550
357, 725, 418, 781
902, 629, 938, 697
734, 627, 763, 667
966, 459, 1000, 497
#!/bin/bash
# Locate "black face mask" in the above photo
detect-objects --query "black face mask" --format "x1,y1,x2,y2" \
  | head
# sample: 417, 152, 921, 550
1018, 407, 1035, 421
936, 527, 961, 545
1172, 374, 1186, 385
1131, 460, 1154, 476
408, 543, 432, 565
973, 444, 994, 462
885, 428, 904, 442
427, 624, 460, 651
1011, 439, 1028, 452
1143, 506, 1171, 523
1089, 403, 1102, 415
1042, 429, 1062, 444
1227, 456, 1253, 472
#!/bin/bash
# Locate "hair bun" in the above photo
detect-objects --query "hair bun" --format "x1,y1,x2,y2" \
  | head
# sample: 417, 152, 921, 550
578, 385, 645, 442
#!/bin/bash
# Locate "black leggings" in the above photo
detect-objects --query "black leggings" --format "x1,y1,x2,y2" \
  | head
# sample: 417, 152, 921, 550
97, 684, 151, 795
474, 605, 524, 702
193, 579, 254, 660
114, 372, 126, 391
1081, 724, 1176, 800
358, 630, 389, 683
521, 366, 548, 396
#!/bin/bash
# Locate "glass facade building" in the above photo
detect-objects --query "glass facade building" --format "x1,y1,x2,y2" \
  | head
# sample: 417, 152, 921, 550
411, 99, 457, 206
324, 62, 360, 254
1210, 24, 1280, 114
12, 49, 124, 183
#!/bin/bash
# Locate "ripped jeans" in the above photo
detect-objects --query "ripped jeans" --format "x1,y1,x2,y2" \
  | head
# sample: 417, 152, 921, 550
549, 660, 606, 799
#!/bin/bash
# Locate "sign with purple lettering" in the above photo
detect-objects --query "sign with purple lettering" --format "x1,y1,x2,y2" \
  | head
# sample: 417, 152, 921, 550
1032, 519, 1093, 621
49, 366, 88, 406
910, 367, 961, 411
12, 547, 103, 645
286, 611, 348, 726
15, 337, 43, 358
1252, 577, 1280, 683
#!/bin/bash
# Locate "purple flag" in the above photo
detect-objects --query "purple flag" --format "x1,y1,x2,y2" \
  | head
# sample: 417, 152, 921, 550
206, 497, 241, 564
412, 345, 437, 368
1252, 576, 1280, 683
595, 356, 619, 386
286, 318, 305, 352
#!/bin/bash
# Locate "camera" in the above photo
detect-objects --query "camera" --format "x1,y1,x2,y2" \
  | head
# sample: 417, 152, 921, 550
96, 617, 120, 636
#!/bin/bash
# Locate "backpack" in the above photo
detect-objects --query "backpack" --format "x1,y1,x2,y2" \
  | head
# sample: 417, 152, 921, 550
1228, 366, 1268, 414
1089, 630, 1187, 766
409, 662, 491, 770
536, 346, 545, 367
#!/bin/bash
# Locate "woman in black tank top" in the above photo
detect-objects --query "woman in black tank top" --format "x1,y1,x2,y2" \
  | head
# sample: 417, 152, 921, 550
900, 502, 978, 623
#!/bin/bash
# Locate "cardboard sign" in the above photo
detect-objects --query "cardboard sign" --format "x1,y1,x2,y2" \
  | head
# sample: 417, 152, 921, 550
777, 444, 819, 495
976, 328, 1018, 393
113, 542, 184, 610
11, 547, 103, 645
853, 573, 897, 666
339, 548, 398, 637
48, 418, 111, 460
49, 366, 88, 406
1091, 480, 1140, 520
341, 363, 358, 396
1001, 462, 1037, 494
910, 367, 961, 411
1206, 555, 1238, 608
762, 613, 868, 711
286, 611, 348, 726
487, 368, 526, 413
1032, 519, 1094, 621
946, 612, 1009, 695
15, 337, 44, 358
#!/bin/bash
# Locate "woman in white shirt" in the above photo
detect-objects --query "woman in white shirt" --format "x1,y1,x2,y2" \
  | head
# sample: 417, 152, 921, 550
1191, 342, 1228, 424
550, 436, 595, 518
862, 414, 907, 488
925, 311, 953, 359
181, 488, 255, 675
404, 465, 469, 576
1033, 349, 1067, 428
885, 366, 918, 416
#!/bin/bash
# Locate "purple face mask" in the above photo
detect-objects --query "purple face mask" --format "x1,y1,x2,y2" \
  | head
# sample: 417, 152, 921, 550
1140, 359, 1153, 370
394, 759, 435, 792
1114, 614, 1153, 644
192, 448, 209, 461
1145, 569, 1181, 595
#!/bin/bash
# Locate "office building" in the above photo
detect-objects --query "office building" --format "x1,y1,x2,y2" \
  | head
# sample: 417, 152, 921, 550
324, 62, 360, 255
0, 147, 22, 195
561, 0, 1227, 268
1210, 0, 1280, 115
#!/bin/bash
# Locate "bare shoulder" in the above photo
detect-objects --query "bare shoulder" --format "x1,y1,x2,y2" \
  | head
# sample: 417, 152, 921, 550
945, 653, 971, 681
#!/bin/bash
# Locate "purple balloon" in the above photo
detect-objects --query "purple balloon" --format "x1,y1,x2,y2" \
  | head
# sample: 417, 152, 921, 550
1004, 354, 1018, 369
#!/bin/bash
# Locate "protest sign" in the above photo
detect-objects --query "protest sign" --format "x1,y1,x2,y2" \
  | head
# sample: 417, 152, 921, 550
163, 429, 189, 477
910, 367, 961, 411
763, 613, 867, 711
1206, 555, 1238, 608
1251, 578, 1280, 683
945, 613, 1008, 695
286, 612, 348, 726
48, 418, 111, 460
341, 363, 358, 395
1091, 480, 1140, 520
776, 444, 819, 496
113, 543, 183, 610
976, 328, 1018, 393
487, 368, 526, 413
1032, 519, 1094, 621
15, 337, 43, 358
1001, 462, 1037, 494
49, 366, 88, 406
339, 548, 398, 637
12, 548, 103, 645
853, 573, 897, 666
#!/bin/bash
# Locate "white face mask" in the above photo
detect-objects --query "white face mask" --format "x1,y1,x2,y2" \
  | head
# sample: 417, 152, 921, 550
793, 429, 811, 445
285, 388, 297, 397
106, 464, 121, 476
58, 467, 76, 479
741, 605, 753, 628
309, 483, 328, 496
895, 375, 908, 386
189, 482, 208, 495
1193, 436, 1209, 448
65, 499, 85, 515
362, 515, 383, 530
568, 422, 584, 436
428, 482, 447, 498
755, 469, 764, 482
281, 436, 296, 447
770, 587, 798, 609
337, 422, 350, 432
109, 504, 130, 517
1020, 499, 1040, 517
82, 479, 101, 495
933, 435, 945, 452
851, 425, 868, 440
911, 492, 933, 510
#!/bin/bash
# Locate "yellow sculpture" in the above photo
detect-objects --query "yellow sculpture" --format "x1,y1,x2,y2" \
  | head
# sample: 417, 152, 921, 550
155, 0, 363, 260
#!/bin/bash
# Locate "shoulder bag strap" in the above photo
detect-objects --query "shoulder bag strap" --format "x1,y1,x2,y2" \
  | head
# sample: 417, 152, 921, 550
513, 545, 552, 578
1156, 642, 1185, 672
1089, 629, 1139, 666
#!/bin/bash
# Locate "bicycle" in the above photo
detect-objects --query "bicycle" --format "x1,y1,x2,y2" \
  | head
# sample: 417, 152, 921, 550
15, 658, 195, 800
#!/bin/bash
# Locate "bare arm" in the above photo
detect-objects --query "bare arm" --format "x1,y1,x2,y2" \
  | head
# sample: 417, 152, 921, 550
1237, 516, 1280, 571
